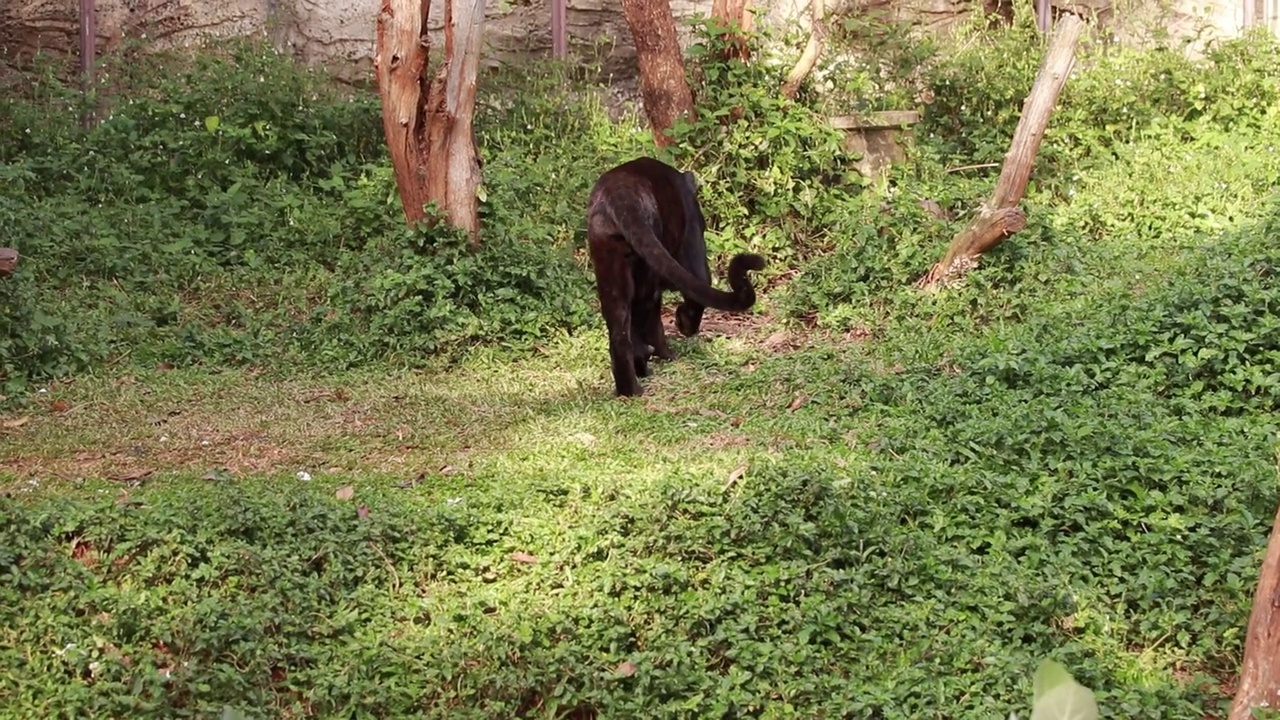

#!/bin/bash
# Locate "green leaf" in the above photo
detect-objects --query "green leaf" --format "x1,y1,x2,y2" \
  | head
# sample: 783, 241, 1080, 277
1031, 660, 1098, 720
204, 115, 220, 133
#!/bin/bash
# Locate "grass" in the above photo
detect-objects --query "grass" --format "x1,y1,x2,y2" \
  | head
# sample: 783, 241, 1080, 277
2, 299, 1270, 718
5, 28, 1280, 719
1, 311, 795, 492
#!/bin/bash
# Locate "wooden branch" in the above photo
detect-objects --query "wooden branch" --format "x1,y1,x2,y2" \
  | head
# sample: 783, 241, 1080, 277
1230, 500, 1280, 720
0, 248, 18, 278
945, 162, 1001, 174
914, 13, 1084, 290
781, 0, 824, 100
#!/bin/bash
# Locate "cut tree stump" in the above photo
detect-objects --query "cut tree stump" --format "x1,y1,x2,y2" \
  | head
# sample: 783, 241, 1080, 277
914, 12, 1085, 290
0, 248, 18, 278
1230, 500, 1280, 720
831, 111, 921, 180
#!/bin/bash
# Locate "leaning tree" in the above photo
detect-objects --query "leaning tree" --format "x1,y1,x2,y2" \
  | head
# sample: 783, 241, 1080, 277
1230, 499, 1280, 720
375, 0, 486, 245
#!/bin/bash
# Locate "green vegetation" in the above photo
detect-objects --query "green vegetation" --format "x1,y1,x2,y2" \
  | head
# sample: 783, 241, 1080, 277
2, 12, 1279, 719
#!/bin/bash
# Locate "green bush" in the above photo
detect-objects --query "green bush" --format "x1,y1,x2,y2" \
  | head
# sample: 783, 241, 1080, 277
0, 42, 649, 396
670, 20, 868, 270
771, 22, 1280, 334
810, 7, 939, 117
921, 24, 1280, 182
308, 216, 598, 365
2, 400, 1268, 718
966, 197, 1280, 416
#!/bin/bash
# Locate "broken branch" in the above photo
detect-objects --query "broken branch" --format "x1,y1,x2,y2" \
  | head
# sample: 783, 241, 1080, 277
915, 13, 1084, 290
781, 0, 825, 100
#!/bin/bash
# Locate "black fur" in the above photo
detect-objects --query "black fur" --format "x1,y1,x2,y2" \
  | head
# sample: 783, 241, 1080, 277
586, 156, 765, 397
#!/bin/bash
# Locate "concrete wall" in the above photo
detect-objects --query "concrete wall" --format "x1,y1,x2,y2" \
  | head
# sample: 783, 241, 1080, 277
0, 0, 1261, 83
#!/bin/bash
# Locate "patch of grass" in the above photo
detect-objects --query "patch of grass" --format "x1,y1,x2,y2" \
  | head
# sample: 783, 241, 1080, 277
2, 289, 1273, 716
5, 20, 1280, 720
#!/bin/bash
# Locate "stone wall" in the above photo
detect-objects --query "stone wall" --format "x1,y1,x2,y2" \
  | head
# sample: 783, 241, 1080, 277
0, 0, 1261, 84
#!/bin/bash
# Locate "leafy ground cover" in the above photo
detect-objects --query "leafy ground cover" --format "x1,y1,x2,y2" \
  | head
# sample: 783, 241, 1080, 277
2, 305, 1270, 718
3, 15, 1280, 720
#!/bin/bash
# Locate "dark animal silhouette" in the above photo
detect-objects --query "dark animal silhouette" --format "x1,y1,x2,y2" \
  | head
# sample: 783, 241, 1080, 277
586, 157, 764, 397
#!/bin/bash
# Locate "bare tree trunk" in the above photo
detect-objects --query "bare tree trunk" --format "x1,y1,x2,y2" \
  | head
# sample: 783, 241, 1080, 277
711, 0, 752, 61
914, 13, 1084, 290
1230, 501, 1280, 720
781, 0, 824, 100
620, 0, 696, 148
427, 0, 485, 243
375, 1, 434, 227
375, 0, 486, 245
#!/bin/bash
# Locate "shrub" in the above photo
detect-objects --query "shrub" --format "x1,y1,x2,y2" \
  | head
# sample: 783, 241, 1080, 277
307, 216, 598, 365
670, 21, 868, 270
0, 42, 644, 396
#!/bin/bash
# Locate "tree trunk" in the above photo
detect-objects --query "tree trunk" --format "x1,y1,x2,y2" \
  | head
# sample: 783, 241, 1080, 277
0, 248, 18, 278
1230, 500, 1280, 720
781, 0, 825, 100
375, 0, 486, 245
620, 0, 696, 148
711, 0, 752, 61
914, 12, 1084, 290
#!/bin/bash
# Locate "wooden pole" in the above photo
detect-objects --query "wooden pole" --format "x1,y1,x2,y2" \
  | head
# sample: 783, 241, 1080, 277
1035, 0, 1050, 32
914, 12, 1084, 290
79, 0, 97, 128
1229, 500, 1280, 720
551, 0, 567, 58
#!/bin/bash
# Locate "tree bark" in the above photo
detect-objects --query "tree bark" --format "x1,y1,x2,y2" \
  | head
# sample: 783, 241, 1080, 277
710, 0, 752, 61
375, 0, 485, 245
0, 248, 18, 278
620, 0, 696, 148
781, 0, 825, 100
1230, 500, 1280, 720
914, 12, 1084, 290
